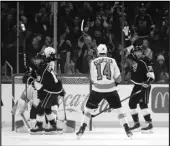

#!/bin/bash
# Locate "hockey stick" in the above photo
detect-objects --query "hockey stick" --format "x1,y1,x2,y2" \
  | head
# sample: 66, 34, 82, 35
81, 19, 88, 36
20, 113, 31, 131
61, 96, 67, 121
81, 19, 84, 33
91, 90, 142, 118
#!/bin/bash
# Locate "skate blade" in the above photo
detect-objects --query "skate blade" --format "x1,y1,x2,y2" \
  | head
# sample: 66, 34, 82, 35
141, 129, 153, 134
30, 131, 43, 135
127, 133, 133, 139
57, 131, 63, 134
76, 134, 82, 140
131, 128, 141, 132
44, 131, 58, 135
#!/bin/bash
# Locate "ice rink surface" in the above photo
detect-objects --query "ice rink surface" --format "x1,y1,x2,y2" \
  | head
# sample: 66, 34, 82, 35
2, 127, 169, 146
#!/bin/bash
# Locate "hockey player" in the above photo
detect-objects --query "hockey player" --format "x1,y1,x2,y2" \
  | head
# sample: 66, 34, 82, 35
125, 44, 155, 133
29, 47, 65, 135
76, 44, 133, 139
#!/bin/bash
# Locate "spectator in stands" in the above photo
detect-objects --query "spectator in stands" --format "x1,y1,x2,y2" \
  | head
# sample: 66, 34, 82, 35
58, 25, 73, 73
123, 58, 132, 83
2, 12, 17, 72
142, 39, 150, 49
160, 9, 169, 54
1, 1, 169, 82
153, 54, 169, 83
150, 27, 163, 55
111, 3, 124, 46
132, 2, 155, 37
34, 7, 51, 36
64, 51, 76, 74
76, 35, 94, 74
26, 34, 43, 68
41, 36, 53, 52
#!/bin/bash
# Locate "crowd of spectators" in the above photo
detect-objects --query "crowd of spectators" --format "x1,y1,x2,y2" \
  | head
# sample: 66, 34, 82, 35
1, 2, 169, 83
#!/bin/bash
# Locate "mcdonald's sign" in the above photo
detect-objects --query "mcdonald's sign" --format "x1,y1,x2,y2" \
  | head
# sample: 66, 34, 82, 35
151, 87, 169, 113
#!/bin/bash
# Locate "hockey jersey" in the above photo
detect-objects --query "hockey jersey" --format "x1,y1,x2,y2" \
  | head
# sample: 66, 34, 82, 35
36, 62, 63, 94
127, 51, 155, 85
90, 56, 120, 92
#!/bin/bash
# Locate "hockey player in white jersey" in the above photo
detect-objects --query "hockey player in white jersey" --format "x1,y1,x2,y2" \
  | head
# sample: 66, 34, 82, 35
76, 44, 133, 139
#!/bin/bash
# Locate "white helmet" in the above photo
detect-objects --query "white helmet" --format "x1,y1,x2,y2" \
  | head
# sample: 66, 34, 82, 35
44, 47, 56, 57
97, 44, 107, 56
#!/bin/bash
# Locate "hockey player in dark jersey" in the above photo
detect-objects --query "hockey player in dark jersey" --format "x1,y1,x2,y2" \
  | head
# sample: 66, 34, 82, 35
29, 47, 65, 135
124, 43, 155, 133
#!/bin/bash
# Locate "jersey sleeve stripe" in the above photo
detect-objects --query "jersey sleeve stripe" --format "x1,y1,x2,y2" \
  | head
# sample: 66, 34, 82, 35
130, 79, 143, 85
140, 60, 152, 82
43, 89, 64, 94
140, 60, 149, 72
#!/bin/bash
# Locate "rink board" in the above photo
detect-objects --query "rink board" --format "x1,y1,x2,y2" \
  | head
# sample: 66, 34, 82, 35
1, 81, 169, 128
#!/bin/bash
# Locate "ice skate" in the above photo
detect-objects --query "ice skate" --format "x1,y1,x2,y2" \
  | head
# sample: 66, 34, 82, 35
123, 123, 133, 138
129, 122, 141, 132
141, 122, 153, 134
30, 122, 44, 135
76, 123, 87, 139
44, 124, 58, 135
57, 128, 63, 134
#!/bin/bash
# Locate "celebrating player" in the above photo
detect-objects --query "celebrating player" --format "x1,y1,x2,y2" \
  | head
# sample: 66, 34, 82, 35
29, 47, 65, 135
76, 44, 133, 139
125, 43, 155, 133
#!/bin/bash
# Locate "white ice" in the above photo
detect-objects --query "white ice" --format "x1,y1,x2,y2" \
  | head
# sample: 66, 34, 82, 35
2, 127, 169, 146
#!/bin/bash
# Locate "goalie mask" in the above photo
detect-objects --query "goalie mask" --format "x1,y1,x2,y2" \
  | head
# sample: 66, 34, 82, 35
97, 44, 107, 56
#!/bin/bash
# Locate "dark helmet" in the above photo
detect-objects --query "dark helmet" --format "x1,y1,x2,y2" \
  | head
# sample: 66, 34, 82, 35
134, 45, 143, 52
132, 45, 143, 59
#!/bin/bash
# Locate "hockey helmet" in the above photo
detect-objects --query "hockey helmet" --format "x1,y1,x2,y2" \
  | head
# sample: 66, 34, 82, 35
44, 47, 56, 58
97, 44, 107, 56
133, 45, 143, 52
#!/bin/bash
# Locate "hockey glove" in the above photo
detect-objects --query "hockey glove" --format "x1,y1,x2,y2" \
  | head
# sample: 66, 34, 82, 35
30, 98, 40, 107
141, 82, 150, 88
147, 72, 155, 80
33, 81, 43, 90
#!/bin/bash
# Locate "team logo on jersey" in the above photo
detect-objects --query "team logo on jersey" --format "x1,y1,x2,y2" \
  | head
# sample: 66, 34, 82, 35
132, 61, 138, 72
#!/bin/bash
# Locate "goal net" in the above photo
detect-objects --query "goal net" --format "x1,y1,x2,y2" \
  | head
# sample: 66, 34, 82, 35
12, 74, 91, 131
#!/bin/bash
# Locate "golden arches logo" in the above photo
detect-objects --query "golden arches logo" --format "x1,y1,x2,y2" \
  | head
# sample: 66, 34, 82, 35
154, 92, 169, 109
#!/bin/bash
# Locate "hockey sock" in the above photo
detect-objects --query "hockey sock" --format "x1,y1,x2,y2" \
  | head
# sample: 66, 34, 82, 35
46, 112, 56, 126
143, 114, 152, 123
132, 114, 139, 123
130, 109, 139, 123
49, 119, 57, 126
81, 112, 91, 126
36, 121, 43, 127
51, 105, 58, 120
141, 108, 152, 123
118, 113, 129, 126
36, 115, 45, 127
